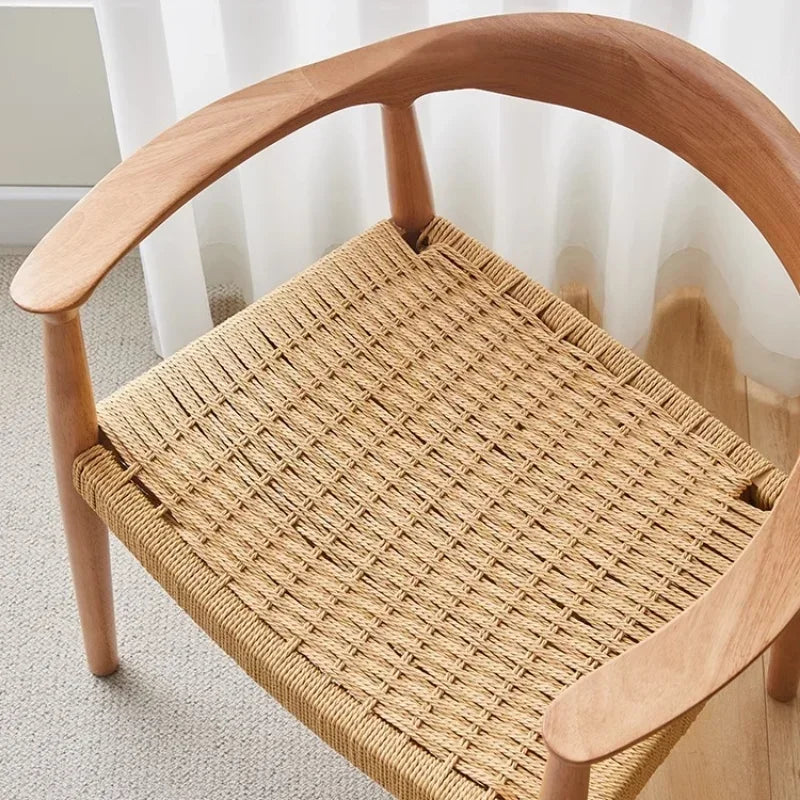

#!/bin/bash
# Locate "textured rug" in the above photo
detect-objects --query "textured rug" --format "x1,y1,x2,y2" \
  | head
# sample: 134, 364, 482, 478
0, 251, 388, 800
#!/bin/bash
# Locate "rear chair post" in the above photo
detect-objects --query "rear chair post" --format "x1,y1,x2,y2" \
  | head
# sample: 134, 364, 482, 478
381, 103, 435, 246
43, 310, 118, 676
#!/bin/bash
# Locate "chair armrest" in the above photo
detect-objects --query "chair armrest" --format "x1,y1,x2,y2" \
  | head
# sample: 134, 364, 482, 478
542, 457, 800, 765
8, 66, 351, 315
12, 13, 800, 316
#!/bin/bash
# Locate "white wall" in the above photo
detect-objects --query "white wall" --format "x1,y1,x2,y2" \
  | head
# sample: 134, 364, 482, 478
0, 5, 119, 187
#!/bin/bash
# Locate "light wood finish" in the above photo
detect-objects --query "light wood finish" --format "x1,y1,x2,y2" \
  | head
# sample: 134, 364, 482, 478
557, 282, 602, 326
642, 289, 749, 438
543, 445, 800, 763
561, 284, 800, 798
381, 104, 434, 245
753, 381, 800, 704
768, 611, 800, 702
764, 692, 800, 800
747, 380, 800, 800
638, 290, 770, 800
545, 287, 800, 769
540, 752, 590, 800
10, 13, 800, 315
11, 9, 800, 787
44, 312, 118, 676
639, 663, 771, 800
747, 381, 800, 476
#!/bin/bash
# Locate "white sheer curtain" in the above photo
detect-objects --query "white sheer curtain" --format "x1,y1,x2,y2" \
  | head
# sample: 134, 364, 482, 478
94, 0, 800, 393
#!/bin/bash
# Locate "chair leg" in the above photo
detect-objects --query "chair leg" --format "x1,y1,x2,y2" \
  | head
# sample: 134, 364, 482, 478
540, 750, 590, 800
767, 609, 800, 702
43, 312, 118, 676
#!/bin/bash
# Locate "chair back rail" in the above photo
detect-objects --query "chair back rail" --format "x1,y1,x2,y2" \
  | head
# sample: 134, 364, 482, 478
11, 12, 800, 313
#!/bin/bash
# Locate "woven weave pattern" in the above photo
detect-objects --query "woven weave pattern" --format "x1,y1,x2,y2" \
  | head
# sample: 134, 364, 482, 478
75, 219, 783, 800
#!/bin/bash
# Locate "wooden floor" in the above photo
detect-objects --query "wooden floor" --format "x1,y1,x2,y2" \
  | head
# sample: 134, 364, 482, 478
559, 284, 800, 799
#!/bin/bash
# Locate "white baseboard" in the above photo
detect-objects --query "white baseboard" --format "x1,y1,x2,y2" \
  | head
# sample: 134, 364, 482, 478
0, 185, 88, 246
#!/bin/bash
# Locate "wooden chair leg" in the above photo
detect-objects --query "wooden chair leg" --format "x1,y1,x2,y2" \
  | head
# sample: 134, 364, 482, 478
767, 609, 800, 702
44, 311, 118, 676
540, 750, 590, 800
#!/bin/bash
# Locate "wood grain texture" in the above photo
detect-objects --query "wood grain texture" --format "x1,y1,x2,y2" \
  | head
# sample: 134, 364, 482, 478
11, 9, 800, 787
768, 611, 800, 702
557, 282, 602, 326
553, 272, 800, 798
543, 336, 800, 764
747, 379, 800, 800
637, 290, 770, 800
764, 672, 800, 800
747, 382, 800, 474
643, 289, 749, 437
381, 105, 434, 244
11, 13, 800, 315
43, 312, 118, 676
540, 752, 590, 800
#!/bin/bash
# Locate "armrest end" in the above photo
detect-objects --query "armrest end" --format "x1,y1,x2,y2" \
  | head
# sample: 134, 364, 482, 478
543, 458, 800, 765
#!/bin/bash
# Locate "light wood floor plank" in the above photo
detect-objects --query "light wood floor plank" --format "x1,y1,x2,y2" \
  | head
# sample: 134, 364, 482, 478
643, 288, 749, 437
558, 282, 602, 326
638, 661, 771, 800
746, 379, 800, 473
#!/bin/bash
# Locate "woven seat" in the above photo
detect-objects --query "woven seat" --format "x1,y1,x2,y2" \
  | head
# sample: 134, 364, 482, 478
73, 218, 784, 800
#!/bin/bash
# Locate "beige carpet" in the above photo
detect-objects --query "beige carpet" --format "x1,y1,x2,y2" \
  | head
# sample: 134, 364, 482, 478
0, 251, 389, 800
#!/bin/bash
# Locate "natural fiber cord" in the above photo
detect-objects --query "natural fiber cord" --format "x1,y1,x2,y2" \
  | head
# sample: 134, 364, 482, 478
74, 218, 784, 800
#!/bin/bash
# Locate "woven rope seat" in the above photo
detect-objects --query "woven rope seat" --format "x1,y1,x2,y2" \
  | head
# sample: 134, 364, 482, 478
73, 218, 784, 800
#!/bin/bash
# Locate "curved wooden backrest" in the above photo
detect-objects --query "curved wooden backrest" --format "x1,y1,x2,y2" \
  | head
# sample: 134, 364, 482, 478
10, 12, 800, 314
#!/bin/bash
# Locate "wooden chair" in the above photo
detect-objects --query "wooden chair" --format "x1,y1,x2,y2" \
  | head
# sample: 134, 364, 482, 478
11, 13, 800, 800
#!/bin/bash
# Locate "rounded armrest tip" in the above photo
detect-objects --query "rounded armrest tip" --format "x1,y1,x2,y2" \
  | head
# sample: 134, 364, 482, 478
10, 259, 72, 315
9, 233, 96, 315
9, 263, 42, 313
541, 694, 595, 766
